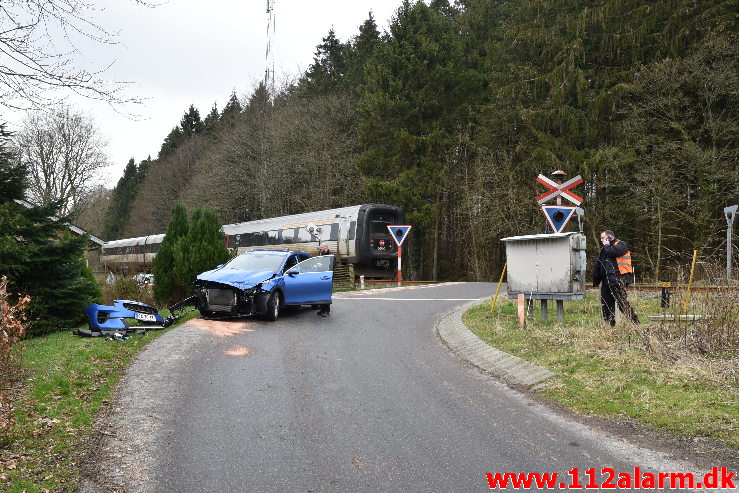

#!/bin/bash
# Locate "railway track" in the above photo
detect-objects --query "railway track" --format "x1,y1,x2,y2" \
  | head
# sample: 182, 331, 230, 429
361, 280, 738, 295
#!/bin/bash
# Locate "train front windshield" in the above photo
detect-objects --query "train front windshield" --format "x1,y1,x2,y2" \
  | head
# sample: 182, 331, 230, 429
369, 213, 396, 253
370, 215, 392, 235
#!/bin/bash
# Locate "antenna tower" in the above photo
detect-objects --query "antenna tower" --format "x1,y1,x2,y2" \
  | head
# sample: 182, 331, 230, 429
265, 0, 276, 94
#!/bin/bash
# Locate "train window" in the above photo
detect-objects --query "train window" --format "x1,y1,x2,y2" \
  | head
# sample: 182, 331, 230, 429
251, 232, 265, 246
281, 228, 296, 244
328, 223, 339, 241
370, 214, 392, 235
296, 228, 314, 243
348, 221, 356, 240
267, 230, 279, 245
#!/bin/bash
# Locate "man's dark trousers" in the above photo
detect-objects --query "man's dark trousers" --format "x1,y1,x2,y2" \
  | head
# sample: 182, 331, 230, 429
600, 278, 637, 326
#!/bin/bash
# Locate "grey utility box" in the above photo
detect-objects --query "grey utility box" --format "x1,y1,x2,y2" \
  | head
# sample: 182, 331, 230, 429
501, 232, 586, 300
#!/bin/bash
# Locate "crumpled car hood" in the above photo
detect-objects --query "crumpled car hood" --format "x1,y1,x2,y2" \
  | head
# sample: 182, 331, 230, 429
196, 268, 275, 289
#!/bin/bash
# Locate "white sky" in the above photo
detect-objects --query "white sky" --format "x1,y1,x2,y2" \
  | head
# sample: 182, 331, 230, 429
6, 0, 402, 184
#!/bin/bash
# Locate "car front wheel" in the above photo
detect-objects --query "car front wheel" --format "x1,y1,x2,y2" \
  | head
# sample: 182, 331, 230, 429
264, 291, 280, 321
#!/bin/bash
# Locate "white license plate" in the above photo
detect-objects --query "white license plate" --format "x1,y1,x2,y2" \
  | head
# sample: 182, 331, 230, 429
135, 313, 156, 322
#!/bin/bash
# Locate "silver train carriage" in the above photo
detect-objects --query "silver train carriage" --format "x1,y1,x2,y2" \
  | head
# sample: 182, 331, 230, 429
101, 204, 405, 278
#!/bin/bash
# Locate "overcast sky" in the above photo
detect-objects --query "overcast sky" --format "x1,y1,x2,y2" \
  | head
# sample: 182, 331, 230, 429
9, 0, 402, 184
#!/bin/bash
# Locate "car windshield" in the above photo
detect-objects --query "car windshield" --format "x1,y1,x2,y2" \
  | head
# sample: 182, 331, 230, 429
224, 252, 287, 272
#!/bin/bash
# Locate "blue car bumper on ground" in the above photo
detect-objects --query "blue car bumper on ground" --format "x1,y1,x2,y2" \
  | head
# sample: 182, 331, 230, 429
78, 300, 165, 336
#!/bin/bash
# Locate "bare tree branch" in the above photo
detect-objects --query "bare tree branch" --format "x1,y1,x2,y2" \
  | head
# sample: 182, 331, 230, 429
0, 0, 153, 110
14, 104, 109, 214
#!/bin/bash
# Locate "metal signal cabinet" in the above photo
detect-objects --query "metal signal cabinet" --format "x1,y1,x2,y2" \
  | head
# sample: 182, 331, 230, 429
501, 232, 586, 300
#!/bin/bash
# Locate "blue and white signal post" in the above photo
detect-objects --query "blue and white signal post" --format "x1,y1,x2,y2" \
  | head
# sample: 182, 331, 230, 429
388, 225, 412, 286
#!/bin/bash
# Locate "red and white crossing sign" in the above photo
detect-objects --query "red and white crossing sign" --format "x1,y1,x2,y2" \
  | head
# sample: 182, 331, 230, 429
536, 174, 584, 206
387, 225, 412, 286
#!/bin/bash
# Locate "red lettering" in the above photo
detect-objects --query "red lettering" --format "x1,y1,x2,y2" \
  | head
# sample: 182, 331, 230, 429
642, 472, 656, 488
670, 472, 693, 489
485, 472, 557, 489
484, 466, 735, 490
658, 472, 670, 489
600, 467, 616, 489
721, 467, 736, 489
585, 467, 597, 489
568, 467, 582, 489
617, 472, 631, 488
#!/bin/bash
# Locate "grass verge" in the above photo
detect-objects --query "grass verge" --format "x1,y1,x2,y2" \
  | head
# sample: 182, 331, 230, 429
0, 308, 200, 493
464, 291, 738, 449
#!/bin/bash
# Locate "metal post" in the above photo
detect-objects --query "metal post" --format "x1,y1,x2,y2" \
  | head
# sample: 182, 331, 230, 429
490, 263, 507, 313
397, 244, 402, 287
660, 281, 671, 310
517, 294, 526, 328
683, 249, 698, 314
725, 205, 737, 280
556, 300, 564, 322
526, 299, 534, 319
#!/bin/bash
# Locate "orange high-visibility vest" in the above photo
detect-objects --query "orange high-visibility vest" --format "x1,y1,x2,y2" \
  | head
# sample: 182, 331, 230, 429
614, 240, 634, 275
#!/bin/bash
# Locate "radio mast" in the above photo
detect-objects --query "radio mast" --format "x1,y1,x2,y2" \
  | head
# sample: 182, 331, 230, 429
259, 0, 276, 217
265, 0, 276, 94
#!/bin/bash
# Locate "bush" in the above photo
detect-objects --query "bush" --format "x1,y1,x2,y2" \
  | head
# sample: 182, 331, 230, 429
102, 277, 155, 307
0, 276, 29, 436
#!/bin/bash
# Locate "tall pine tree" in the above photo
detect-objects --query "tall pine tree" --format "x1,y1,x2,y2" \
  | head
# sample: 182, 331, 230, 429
173, 208, 229, 295
0, 124, 100, 335
152, 202, 189, 304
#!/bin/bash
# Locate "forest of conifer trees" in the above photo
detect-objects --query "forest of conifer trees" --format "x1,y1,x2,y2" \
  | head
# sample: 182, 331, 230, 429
85, 0, 737, 283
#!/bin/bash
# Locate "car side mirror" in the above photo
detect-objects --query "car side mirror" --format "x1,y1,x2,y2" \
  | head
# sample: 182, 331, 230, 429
286, 268, 299, 276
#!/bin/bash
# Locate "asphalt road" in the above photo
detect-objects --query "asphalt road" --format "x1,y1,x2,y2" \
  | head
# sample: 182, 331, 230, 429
82, 282, 703, 492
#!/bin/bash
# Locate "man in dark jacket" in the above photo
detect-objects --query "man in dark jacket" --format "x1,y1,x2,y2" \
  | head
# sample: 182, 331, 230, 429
317, 244, 332, 317
593, 230, 639, 326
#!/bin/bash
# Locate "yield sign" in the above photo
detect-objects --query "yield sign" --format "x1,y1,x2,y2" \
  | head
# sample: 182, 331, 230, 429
536, 174, 584, 205
387, 225, 412, 246
541, 205, 577, 233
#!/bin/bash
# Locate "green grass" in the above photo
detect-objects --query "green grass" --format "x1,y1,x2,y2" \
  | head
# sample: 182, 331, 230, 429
464, 292, 738, 449
1, 308, 200, 493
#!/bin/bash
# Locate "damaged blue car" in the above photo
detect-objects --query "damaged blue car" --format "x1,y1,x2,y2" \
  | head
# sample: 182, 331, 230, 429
79, 299, 166, 336
193, 249, 334, 321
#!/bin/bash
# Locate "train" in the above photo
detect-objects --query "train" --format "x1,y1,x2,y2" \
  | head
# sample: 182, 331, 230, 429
101, 204, 405, 278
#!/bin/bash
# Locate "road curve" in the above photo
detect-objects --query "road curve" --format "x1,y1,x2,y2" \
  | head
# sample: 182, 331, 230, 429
80, 282, 699, 492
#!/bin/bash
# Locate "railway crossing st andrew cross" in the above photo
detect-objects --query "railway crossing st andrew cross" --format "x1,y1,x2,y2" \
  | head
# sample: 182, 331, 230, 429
536, 172, 584, 234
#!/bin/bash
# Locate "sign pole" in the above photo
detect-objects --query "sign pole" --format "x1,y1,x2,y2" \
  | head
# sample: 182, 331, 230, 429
387, 225, 412, 288
397, 244, 402, 286
725, 205, 738, 280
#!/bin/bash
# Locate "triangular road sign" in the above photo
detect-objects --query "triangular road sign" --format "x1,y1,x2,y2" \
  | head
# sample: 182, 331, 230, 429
387, 225, 412, 246
541, 205, 577, 233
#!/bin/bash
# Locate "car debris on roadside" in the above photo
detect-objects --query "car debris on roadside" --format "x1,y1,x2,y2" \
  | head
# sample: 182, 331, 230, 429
77, 299, 166, 337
